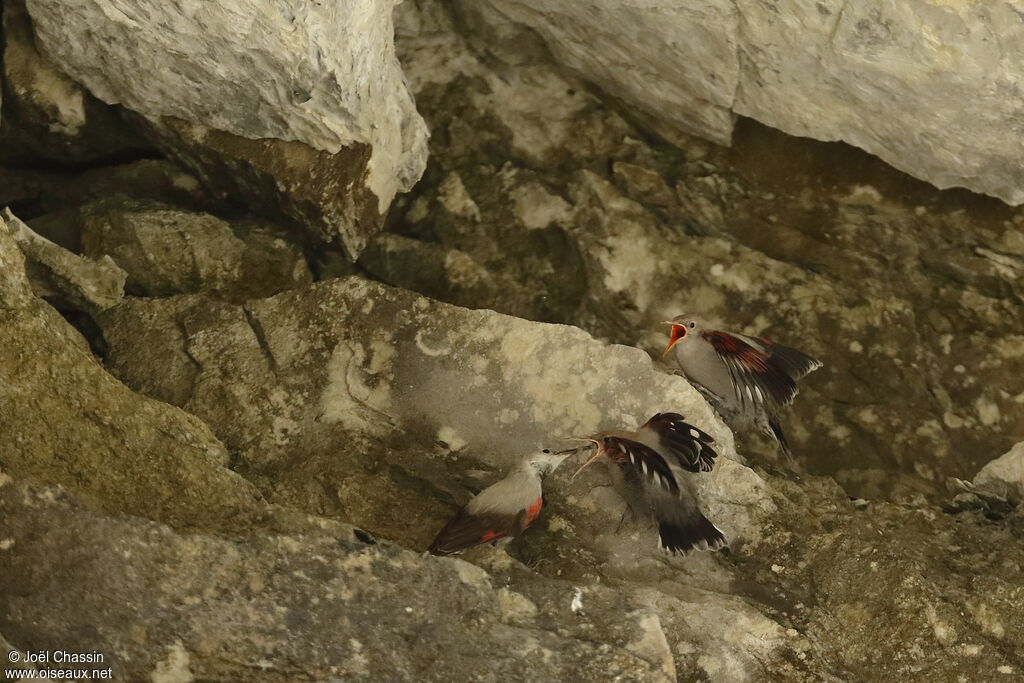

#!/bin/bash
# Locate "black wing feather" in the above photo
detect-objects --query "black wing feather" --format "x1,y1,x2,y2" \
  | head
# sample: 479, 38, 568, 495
641, 412, 718, 473
428, 508, 523, 555
603, 436, 680, 496
761, 340, 822, 381
704, 331, 808, 409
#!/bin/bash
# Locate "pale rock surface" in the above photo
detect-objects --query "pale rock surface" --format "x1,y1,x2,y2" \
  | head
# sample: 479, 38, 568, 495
454, 0, 1024, 205
972, 441, 1024, 504
1, 0, 139, 161
4, 0, 84, 135
2, 206, 125, 312
455, 0, 738, 147
93, 275, 1024, 681
25, 0, 429, 254
98, 277, 768, 548
732, 1, 1024, 205
384, 0, 1024, 498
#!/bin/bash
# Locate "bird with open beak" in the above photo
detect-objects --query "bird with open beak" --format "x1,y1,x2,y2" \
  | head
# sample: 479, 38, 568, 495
428, 448, 578, 555
661, 314, 822, 457
573, 412, 727, 555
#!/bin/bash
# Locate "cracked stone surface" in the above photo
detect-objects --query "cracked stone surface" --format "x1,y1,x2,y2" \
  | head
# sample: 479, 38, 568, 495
2, 1, 1024, 680
2, 206, 126, 313
76, 199, 312, 302
454, 0, 1024, 205
0, 0, 142, 162
25, 0, 429, 255
377, 1, 1024, 501
0, 218, 263, 530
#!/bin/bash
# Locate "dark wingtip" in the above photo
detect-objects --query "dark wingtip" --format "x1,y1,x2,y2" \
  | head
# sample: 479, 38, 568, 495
427, 540, 458, 556
767, 416, 792, 458
658, 515, 728, 555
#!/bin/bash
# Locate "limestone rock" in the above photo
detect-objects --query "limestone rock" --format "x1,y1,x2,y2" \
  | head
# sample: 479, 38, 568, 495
95, 276, 815, 679
0, 0, 142, 162
972, 441, 1024, 505
454, 0, 738, 147
0, 473, 716, 682
39, 159, 212, 214
453, 0, 1024, 205
388, 1, 1024, 497
0, 215, 263, 530
90, 274, 1024, 680
137, 116, 384, 254
1, 206, 125, 312
25, 0, 429, 255
98, 276, 769, 554
77, 199, 312, 301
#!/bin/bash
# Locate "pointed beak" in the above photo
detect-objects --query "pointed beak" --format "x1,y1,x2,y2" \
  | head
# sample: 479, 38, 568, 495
570, 439, 603, 479
662, 322, 685, 356
548, 440, 589, 456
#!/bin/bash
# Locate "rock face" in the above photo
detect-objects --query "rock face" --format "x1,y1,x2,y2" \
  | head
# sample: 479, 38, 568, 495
97, 277, 765, 549
971, 441, 1024, 504
0, 215, 263, 530
455, 0, 738, 147
0, 0, 141, 162
384, 1, 1024, 499
2, 207, 126, 312
4, 1, 1024, 680
0, 271, 1013, 681
0, 474, 709, 682
25, 0, 429, 255
455, 1, 1024, 205
77, 199, 312, 301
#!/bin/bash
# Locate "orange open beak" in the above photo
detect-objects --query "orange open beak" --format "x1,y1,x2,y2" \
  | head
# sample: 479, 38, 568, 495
570, 438, 603, 479
662, 322, 686, 356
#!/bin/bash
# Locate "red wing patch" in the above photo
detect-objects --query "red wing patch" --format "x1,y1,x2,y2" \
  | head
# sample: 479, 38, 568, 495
703, 331, 769, 372
428, 508, 519, 555
702, 330, 797, 408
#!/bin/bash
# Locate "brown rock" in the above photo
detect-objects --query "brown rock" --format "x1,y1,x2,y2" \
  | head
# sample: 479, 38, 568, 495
0, 216, 263, 530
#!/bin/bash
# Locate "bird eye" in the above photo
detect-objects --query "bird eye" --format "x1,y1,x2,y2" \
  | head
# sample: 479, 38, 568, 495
688, 322, 695, 329
542, 449, 551, 454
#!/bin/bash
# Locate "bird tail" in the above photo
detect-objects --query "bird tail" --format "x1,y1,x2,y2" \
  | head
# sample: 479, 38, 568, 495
767, 416, 791, 458
658, 513, 727, 555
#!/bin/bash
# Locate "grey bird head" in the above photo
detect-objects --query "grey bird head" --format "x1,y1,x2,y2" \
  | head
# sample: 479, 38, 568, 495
524, 448, 574, 477
661, 313, 709, 356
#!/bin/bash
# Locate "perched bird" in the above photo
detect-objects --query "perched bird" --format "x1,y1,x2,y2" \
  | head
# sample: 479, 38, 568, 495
574, 412, 726, 555
428, 448, 575, 555
661, 314, 822, 456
